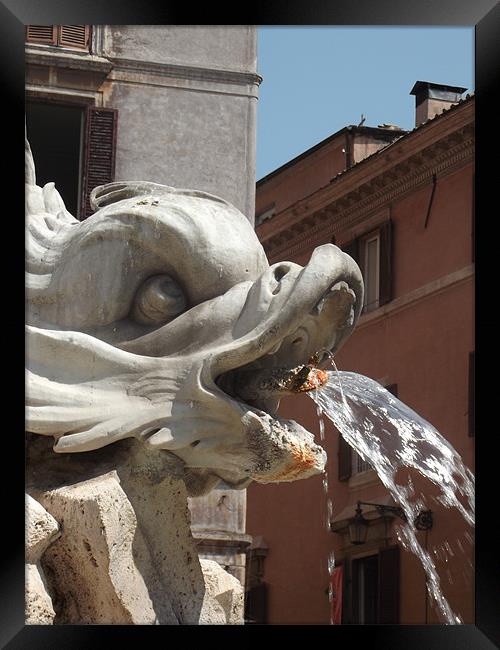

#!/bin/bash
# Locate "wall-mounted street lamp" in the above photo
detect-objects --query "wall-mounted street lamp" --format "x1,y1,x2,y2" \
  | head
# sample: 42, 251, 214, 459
348, 501, 433, 545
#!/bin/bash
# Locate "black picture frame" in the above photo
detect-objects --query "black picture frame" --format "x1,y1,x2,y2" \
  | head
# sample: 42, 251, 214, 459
3, 1, 498, 647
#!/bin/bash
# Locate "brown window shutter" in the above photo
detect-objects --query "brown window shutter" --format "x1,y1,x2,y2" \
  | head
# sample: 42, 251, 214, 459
58, 25, 91, 51
338, 433, 352, 481
379, 219, 393, 306
81, 107, 118, 220
378, 545, 400, 623
26, 25, 57, 45
386, 383, 398, 398
245, 582, 268, 624
468, 351, 475, 437
342, 238, 359, 266
471, 173, 475, 263
350, 559, 361, 622
341, 560, 351, 623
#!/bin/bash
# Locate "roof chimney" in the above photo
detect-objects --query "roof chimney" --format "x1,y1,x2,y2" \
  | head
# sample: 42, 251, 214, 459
410, 81, 467, 127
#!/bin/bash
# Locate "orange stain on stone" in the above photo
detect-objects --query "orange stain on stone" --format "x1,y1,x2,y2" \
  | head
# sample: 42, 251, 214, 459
253, 442, 321, 483
296, 368, 328, 393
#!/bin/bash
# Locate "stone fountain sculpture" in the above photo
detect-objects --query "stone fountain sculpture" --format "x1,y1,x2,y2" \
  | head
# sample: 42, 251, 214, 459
25, 134, 364, 624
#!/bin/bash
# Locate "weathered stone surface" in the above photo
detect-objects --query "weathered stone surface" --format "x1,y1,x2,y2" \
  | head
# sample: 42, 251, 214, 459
25, 563, 56, 625
25, 494, 60, 564
37, 474, 163, 624
189, 486, 251, 585
26, 437, 254, 625
25, 494, 60, 625
27, 438, 208, 624
200, 559, 245, 625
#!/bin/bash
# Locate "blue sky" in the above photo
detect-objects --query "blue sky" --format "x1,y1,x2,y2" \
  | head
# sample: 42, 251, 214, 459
256, 27, 474, 180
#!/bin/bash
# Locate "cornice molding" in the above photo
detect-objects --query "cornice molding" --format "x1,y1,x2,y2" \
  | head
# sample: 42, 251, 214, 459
107, 56, 262, 88
25, 47, 113, 74
261, 123, 474, 261
25, 84, 102, 106
24, 47, 262, 88
24, 48, 262, 97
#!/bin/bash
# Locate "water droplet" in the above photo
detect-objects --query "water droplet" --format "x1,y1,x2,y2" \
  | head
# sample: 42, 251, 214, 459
316, 405, 325, 441
327, 550, 335, 575
464, 532, 473, 545
327, 498, 333, 519
322, 474, 329, 493
325, 498, 333, 532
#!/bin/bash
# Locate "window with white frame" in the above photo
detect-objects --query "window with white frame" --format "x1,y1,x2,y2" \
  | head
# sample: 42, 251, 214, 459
341, 219, 392, 315
338, 383, 397, 482
352, 448, 373, 474
255, 204, 276, 226
361, 232, 380, 312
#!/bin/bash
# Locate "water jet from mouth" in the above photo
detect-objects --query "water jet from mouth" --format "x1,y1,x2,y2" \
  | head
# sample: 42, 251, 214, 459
309, 369, 474, 625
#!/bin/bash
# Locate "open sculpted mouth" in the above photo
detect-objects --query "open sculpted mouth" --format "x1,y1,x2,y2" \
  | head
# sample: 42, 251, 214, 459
198, 254, 363, 486
213, 356, 331, 483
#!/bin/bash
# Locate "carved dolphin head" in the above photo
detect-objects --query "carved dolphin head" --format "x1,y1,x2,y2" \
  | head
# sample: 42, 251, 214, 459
26, 143, 363, 493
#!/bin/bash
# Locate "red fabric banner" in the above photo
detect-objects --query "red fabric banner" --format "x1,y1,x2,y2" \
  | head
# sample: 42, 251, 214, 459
330, 565, 343, 624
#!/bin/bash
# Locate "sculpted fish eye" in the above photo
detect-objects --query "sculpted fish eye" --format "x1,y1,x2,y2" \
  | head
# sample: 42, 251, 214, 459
131, 274, 187, 325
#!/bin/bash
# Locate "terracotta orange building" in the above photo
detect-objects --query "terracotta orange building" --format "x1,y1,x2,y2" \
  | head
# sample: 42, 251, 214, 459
245, 82, 475, 625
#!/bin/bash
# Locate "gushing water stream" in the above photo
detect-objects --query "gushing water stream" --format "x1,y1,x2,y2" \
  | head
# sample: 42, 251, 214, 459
308, 369, 475, 625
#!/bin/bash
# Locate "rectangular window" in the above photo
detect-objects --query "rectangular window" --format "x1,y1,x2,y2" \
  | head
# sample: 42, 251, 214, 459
245, 582, 268, 624
468, 351, 475, 437
338, 433, 352, 481
349, 547, 400, 624
26, 103, 117, 221
341, 219, 392, 315
471, 173, 475, 263
352, 554, 379, 624
344, 382, 397, 478
26, 101, 85, 219
256, 204, 276, 226
352, 448, 372, 474
378, 546, 400, 623
352, 383, 397, 471
362, 233, 380, 312
385, 383, 398, 398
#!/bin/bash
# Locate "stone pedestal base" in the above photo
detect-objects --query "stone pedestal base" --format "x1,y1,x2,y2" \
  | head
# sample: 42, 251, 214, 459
25, 437, 244, 625
25, 494, 60, 624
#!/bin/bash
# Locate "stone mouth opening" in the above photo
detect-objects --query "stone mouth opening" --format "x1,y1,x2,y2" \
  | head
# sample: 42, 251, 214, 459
215, 361, 328, 416
211, 276, 357, 424
213, 344, 330, 452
